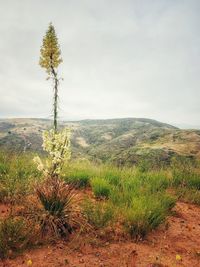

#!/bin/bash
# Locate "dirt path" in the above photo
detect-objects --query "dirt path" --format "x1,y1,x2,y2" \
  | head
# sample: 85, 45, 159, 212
0, 202, 200, 267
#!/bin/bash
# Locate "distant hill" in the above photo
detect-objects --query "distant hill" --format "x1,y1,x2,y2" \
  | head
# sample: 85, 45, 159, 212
0, 118, 200, 165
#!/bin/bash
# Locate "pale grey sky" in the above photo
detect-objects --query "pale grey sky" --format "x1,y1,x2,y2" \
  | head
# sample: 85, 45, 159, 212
0, 0, 200, 127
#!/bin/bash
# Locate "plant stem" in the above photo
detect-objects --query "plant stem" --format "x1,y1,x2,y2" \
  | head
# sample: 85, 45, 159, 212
52, 67, 58, 133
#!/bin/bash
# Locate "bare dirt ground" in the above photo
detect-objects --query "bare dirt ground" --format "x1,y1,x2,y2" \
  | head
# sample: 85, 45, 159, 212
0, 204, 10, 218
0, 202, 200, 267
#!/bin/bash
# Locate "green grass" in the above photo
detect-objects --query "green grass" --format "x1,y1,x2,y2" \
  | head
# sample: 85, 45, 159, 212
176, 188, 200, 205
82, 199, 114, 229
123, 194, 176, 239
91, 177, 112, 198
0, 217, 32, 259
0, 151, 41, 203
0, 151, 199, 246
172, 167, 200, 189
86, 159, 199, 238
62, 161, 97, 188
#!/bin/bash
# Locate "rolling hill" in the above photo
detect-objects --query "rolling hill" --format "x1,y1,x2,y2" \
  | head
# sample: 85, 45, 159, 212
0, 118, 200, 165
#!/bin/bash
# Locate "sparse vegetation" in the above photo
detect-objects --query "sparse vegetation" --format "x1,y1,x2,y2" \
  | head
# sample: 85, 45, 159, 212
0, 151, 199, 258
0, 151, 41, 203
0, 217, 33, 259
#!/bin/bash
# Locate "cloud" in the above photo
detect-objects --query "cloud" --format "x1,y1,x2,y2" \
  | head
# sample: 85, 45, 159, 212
0, 0, 199, 126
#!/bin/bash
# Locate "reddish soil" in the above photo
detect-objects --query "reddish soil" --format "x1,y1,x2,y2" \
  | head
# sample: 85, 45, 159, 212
0, 204, 10, 218
0, 202, 200, 267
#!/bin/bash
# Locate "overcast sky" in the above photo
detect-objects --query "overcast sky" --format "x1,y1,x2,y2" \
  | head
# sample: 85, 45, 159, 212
0, 0, 199, 127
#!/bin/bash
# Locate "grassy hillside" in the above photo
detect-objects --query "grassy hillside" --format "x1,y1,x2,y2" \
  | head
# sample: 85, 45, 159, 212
0, 118, 200, 165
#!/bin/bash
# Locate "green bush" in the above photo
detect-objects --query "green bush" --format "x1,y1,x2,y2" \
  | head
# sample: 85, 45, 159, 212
91, 177, 112, 198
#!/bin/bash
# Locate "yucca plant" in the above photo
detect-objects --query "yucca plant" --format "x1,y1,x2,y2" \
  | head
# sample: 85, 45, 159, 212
34, 23, 71, 179
35, 178, 84, 238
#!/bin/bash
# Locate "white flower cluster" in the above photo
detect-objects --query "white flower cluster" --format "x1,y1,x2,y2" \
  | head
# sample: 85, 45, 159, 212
33, 155, 49, 176
33, 128, 71, 176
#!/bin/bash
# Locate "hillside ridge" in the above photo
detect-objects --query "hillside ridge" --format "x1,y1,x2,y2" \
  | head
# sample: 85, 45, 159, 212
0, 117, 200, 165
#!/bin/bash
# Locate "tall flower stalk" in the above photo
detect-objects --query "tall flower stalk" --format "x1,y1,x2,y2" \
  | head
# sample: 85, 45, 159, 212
39, 23, 62, 133
34, 23, 71, 178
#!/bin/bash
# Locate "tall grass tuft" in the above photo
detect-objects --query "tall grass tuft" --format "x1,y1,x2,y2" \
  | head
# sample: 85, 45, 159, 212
0, 217, 32, 259
63, 161, 97, 188
123, 194, 176, 240
82, 199, 114, 229
91, 177, 112, 199
0, 152, 41, 203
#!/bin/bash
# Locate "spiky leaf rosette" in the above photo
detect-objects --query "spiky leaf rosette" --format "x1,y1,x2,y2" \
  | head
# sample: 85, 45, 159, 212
34, 178, 87, 238
39, 23, 62, 75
